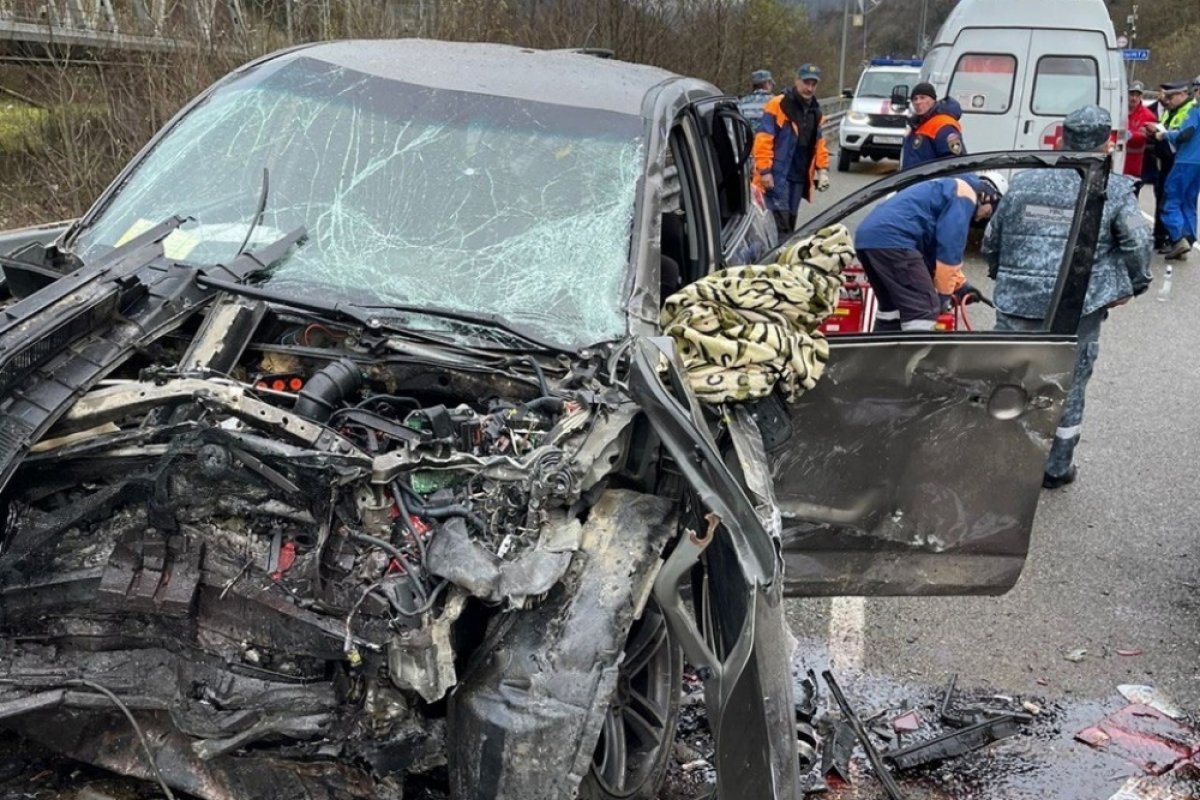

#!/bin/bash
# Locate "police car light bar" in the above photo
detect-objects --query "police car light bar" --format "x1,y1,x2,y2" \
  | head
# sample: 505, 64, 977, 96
869, 58, 923, 67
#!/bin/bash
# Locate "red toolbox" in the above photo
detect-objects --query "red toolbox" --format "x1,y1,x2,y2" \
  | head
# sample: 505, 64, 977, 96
820, 262, 869, 334
821, 261, 968, 334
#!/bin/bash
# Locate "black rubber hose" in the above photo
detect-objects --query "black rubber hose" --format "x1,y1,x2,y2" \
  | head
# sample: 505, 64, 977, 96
293, 358, 362, 423
523, 355, 550, 396
421, 504, 487, 534
390, 481, 427, 566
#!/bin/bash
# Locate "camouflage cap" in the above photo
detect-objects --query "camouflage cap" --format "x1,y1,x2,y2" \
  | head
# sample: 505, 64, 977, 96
1061, 104, 1111, 151
751, 69, 773, 84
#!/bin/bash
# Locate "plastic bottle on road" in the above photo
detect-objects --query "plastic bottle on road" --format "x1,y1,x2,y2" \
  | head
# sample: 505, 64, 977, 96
1158, 265, 1173, 302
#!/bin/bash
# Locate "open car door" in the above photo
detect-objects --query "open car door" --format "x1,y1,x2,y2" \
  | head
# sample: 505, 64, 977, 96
766, 151, 1110, 596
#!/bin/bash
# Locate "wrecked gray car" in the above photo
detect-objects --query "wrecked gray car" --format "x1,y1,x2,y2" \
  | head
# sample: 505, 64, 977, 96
0, 39, 1108, 800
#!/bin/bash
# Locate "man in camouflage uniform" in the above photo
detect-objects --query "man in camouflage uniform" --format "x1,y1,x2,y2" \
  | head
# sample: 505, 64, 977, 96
739, 70, 775, 125
983, 105, 1152, 490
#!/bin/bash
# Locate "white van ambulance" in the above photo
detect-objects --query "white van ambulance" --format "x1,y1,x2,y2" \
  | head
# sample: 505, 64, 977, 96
918, 0, 1126, 167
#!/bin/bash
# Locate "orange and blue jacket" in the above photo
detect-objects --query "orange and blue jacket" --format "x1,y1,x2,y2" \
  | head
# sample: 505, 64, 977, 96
900, 99, 965, 171
752, 92, 829, 210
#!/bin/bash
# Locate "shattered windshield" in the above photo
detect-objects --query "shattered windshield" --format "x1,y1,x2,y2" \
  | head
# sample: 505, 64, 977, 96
70, 55, 646, 350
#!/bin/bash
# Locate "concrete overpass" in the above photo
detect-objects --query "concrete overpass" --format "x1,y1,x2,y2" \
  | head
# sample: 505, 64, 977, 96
0, 0, 248, 52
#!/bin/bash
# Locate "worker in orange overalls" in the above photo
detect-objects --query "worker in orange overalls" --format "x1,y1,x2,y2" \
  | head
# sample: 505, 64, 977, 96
752, 63, 831, 238
900, 82, 966, 171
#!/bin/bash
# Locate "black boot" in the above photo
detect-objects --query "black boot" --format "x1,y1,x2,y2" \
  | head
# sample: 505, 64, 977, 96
1164, 239, 1192, 260
1042, 465, 1078, 490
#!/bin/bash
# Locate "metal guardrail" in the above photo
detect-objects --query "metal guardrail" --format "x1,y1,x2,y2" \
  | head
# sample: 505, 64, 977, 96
820, 96, 851, 138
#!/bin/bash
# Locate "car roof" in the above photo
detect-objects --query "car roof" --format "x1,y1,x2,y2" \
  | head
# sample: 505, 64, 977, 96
278, 39, 686, 116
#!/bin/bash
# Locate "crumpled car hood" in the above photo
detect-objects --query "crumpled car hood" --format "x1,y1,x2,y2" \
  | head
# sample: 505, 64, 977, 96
0, 226, 668, 799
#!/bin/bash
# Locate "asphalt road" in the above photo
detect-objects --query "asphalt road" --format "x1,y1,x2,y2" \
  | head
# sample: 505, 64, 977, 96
781, 157, 1200, 799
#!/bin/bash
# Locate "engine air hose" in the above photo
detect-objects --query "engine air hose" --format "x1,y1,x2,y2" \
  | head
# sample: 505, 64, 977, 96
293, 358, 362, 423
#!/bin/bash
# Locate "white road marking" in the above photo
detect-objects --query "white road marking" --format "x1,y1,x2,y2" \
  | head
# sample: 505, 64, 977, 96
828, 596, 866, 672
1140, 209, 1200, 250
1107, 777, 1141, 799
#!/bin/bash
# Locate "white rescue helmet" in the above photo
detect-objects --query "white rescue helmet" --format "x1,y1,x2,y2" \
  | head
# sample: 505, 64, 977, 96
975, 171, 1008, 204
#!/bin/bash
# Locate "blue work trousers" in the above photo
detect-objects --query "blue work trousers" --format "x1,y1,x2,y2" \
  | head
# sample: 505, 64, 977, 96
1162, 161, 1200, 243
995, 309, 1105, 479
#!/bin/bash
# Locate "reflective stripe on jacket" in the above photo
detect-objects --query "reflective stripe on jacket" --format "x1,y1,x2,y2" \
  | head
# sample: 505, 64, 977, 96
900, 113, 964, 171
751, 93, 829, 210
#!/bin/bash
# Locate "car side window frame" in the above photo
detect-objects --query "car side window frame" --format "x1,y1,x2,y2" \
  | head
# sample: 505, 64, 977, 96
667, 114, 720, 285
694, 99, 753, 247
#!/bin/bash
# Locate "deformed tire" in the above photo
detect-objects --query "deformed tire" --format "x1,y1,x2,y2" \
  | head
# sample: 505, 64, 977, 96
579, 598, 683, 800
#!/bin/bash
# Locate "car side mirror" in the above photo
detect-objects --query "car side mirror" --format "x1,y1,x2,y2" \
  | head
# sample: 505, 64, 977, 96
890, 85, 909, 107
841, 88, 854, 99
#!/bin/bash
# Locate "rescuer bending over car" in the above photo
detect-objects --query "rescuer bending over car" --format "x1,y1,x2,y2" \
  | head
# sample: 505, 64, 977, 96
853, 172, 1006, 331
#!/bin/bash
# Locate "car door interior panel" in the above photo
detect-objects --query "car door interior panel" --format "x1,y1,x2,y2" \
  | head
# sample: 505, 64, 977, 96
773, 336, 1077, 596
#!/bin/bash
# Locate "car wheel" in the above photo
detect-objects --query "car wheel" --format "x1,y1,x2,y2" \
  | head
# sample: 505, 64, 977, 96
579, 598, 683, 800
837, 147, 852, 172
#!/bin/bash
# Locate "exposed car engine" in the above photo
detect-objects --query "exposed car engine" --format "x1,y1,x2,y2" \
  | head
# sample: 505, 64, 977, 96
0, 286, 655, 799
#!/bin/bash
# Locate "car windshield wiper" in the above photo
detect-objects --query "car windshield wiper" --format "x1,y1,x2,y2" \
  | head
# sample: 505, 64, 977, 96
350, 302, 571, 354
195, 273, 551, 361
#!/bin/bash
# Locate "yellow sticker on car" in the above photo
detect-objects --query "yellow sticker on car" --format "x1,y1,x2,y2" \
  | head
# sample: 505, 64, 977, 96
114, 218, 200, 261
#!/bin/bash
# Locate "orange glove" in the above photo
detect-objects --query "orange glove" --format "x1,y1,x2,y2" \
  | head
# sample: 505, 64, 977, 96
934, 262, 966, 295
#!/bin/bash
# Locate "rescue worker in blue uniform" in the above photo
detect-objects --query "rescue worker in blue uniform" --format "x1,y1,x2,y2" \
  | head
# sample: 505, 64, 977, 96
1152, 85, 1200, 260
854, 172, 1005, 331
738, 69, 775, 125
752, 64, 831, 238
899, 82, 966, 171
983, 105, 1152, 490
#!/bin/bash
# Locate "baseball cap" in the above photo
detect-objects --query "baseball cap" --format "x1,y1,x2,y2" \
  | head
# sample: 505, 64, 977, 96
1062, 105, 1112, 151
1129, 81, 1145, 94
797, 64, 822, 82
